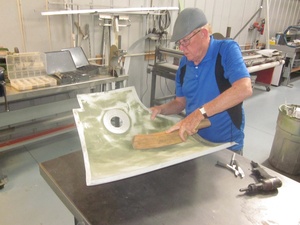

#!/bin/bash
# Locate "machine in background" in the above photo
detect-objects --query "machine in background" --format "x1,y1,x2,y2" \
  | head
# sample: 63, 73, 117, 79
270, 26, 300, 87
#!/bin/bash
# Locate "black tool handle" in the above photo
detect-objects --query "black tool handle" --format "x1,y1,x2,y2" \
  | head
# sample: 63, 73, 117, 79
251, 161, 273, 180
240, 177, 282, 193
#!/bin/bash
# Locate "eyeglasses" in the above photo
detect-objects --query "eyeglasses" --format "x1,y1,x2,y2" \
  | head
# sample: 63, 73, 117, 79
175, 29, 202, 47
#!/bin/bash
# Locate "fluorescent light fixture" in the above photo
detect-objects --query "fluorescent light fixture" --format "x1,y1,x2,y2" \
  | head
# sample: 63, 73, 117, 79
41, 6, 179, 16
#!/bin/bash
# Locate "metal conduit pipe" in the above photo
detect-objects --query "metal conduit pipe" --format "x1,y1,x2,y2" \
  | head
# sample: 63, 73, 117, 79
157, 46, 184, 58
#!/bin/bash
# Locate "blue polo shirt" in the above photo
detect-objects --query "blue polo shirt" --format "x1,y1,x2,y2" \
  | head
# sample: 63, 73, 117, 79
175, 36, 250, 150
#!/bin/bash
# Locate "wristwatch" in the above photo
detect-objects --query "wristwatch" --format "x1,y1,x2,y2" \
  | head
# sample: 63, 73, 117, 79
199, 106, 208, 119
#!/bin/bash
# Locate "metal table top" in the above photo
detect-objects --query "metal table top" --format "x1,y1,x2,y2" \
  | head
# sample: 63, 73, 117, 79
39, 149, 300, 225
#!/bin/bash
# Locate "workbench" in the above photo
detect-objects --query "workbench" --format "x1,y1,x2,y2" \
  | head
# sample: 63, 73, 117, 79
39, 149, 300, 225
270, 44, 300, 86
150, 47, 285, 106
0, 74, 128, 151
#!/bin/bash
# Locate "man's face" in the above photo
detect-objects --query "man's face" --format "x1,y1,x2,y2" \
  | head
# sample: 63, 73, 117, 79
177, 28, 208, 64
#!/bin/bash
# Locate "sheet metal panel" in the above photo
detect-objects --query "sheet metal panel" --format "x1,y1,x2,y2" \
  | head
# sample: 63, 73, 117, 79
73, 87, 233, 186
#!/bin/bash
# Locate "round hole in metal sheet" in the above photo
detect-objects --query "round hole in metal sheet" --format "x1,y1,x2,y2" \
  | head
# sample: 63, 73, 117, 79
103, 109, 130, 134
110, 116, 123, 128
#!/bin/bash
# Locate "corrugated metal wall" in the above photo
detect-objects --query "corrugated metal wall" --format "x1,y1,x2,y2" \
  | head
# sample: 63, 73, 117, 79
269, 0, 300, 34
1, 0, 299, 52
0, 0, 299, 106
175, 0, 300, 47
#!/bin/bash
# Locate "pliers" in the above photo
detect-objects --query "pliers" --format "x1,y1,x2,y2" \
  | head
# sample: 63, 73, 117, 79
216, 153, 245, 178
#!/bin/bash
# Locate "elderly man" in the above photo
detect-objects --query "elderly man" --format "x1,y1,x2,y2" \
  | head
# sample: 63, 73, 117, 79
150, 8, 253, 153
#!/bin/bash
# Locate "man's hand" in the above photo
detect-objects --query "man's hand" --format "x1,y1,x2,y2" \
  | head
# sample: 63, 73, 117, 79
150, 97, 186, 120
166, 109, 205, 141
150, 106, 162, 120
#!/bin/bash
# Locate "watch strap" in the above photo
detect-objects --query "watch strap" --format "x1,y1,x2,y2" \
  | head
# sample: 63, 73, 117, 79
199, 107, 208, 119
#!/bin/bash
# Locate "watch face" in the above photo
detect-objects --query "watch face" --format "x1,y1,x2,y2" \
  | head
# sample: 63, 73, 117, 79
200, 107, 206, 114
199, 107, 208, 118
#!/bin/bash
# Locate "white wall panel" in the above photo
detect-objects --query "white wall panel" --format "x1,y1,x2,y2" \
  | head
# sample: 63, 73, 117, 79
280, 0, 291, 30
0, 1, 23, 51
0, 0, 300, 106
194, 0, 206, 10
269, 0, 281, 34
2, 0, 299, 51
227, 0, 248, 41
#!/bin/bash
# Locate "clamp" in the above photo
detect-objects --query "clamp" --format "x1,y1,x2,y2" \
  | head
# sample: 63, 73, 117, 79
216, 153, 245, 178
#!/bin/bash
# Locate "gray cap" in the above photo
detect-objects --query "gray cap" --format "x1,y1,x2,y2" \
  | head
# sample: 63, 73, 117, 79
170, 8, 207, 42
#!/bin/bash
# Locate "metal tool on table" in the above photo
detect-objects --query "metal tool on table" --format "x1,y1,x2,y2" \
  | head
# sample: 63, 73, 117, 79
216, 153, 245, 178
239, 161, 282, 194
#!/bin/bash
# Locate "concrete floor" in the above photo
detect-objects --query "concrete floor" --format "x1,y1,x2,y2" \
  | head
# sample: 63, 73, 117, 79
1, 75, 300, 225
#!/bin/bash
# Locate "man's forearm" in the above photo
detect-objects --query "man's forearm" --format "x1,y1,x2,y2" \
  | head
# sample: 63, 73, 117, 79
159, 98, 186, 115
203, 78, 252, 117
